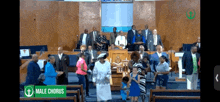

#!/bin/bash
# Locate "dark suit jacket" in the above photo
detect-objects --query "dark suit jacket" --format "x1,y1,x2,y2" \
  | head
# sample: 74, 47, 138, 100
141, 29, 152, 42
192, 42, 201, 54
25, 61, 41, 85
150, 52, 170, 72
127, 29, 137, 45
147, 34, 163, 51
140, 52, 149, 60
79, 33, 90, 48
182, 51, 200, 75
54, 54, 69, 78
110, 32, 119, 45
89, 31, 100, 48
86, 50, 98, 64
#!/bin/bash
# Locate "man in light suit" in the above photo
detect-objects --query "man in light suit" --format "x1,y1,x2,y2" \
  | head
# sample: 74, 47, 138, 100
54, 47, 69, 85
110, 27, 119, 45
126, 25, 137, 51
147, 29, 163, 51
142, 24, 152, 51
89, 27, 100, 50
150, 45, 170, 74
79, 29, 90, 49
182, 46, 200, 90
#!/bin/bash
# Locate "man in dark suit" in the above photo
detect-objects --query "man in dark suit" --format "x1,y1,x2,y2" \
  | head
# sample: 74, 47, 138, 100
79, 29, 90, 49
20, 54, 41, 90
182, 46, 200, 90
126, 25, 137, 51
89, 27, 100, 50
150, 45, 170, 73
192, 37, 200, 54
141, 24, 152, 51
147, 29, 163, 51
54, 47, 69, 85
110, 27, 119, 45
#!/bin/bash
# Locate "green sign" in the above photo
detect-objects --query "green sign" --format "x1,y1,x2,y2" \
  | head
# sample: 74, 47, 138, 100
186, 8, 196, 19
24, 85, 66, 98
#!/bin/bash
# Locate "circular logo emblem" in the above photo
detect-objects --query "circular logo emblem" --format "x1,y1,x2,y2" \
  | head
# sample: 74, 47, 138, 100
186, 8, 196, 19
24, 86, 34, 97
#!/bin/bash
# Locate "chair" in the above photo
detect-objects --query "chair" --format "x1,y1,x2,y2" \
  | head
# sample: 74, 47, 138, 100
68, 55, 78, 67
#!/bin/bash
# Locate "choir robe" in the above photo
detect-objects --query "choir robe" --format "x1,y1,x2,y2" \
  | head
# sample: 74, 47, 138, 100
92, 61, 112, 101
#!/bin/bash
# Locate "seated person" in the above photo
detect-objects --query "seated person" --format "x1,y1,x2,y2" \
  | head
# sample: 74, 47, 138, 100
115, 31, 127, 49
112, 56, 123, 69
132, 30, 146, 51
141, 56, 151, 74
109, 44, 120, 50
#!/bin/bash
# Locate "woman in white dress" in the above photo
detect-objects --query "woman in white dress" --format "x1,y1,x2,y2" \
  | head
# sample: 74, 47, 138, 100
92, 53, 112, 102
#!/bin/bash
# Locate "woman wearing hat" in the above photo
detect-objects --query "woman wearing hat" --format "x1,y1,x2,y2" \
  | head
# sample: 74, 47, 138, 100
92, 53, 112, 102
154, 55, 170, 89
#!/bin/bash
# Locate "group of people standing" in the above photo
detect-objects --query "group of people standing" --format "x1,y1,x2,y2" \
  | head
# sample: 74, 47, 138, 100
78, 24, 164, 51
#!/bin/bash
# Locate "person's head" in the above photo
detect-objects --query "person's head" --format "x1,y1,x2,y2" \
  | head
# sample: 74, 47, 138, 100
122, 76, 129, 84
113, 27, 117, 33
145, 24, 149, 29
88, 45, 92, 50
111, 44, 115, 49
143, 56, 149, 63
132, 25, 136, 30
32, 54, 38, 62
160, 55, 168, 63
48, 56, 55, 64
80, 45, 86, 52
191, 46, 197, 54
84, 29, 88, 34
38, 73, 45, 82
137, 29, 142, 34
131, 51, 140, 62
156, 45, 163, 53
119, 30, 123, 35
93, 27, 97, 31
98, 53, 108, 63
80, 52, 86, 59
197, 37, 200, 43
132, 67, 138, 74
153, 29, 157, 35
139, 45, 145, 52
58, 47, 63, 54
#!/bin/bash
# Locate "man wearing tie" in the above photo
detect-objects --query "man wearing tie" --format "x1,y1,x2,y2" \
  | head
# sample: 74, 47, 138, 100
89, 27, 100, 50
192, 37, 200, 54
126, 25, 137, 51
147, 29, 163, 51
139, 45, 149, 60
54, 47, 69, 85
79, 29, 90, 49
115, 31, 127, 49
142, 24, 152, 51
182, 46, 200, 90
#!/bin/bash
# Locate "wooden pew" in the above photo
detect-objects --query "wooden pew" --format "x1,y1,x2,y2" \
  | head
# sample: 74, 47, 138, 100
152, 96, 200, 102
20, 96, 77, 102
149, 89, 200, 102
66, 85, 84, 102
66, 90, 80, 102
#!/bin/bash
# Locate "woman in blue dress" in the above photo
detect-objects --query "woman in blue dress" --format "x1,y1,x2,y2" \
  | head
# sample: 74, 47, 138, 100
128, 66, 140, 102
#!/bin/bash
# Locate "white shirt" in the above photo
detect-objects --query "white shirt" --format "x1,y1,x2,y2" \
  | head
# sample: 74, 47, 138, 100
58, 53, 63, 60
139, 51, 144, 59
82, 33, 87, 45
145, 29, 148, 40
157, 52, 162, 58
132, 29, 135, 35
115, 35, 127, 49
153, 35, 157, 45
197, 42, 200, 48
191, 52, 196, 59
89, 50, 94, 59
93, 31, 97, 41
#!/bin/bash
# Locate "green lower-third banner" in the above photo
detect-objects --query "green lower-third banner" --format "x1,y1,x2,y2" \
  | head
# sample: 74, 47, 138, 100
24, 85, 66, 97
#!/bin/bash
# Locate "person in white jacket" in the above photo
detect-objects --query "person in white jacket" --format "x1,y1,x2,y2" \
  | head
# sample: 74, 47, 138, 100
115, 31, 127, 49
